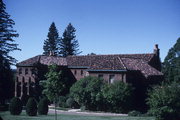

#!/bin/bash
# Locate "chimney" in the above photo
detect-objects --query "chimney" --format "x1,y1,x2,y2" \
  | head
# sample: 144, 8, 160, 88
154, 44, 160, 57
49, 51, 54, 56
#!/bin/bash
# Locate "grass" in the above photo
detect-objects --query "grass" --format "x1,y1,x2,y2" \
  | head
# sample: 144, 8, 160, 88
0, 111, 155, 120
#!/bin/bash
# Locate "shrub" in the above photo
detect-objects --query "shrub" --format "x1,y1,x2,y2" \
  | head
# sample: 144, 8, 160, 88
70, 76, 104, 110
66, 97, 74, 108
128, 110, 141, 116
26, 97, 37, 116
66, 97, 79, 108
38, 97, 49, 115
80, 106, 86, 111
58, 96, 68, 108
9, 97, 22, 115
147, 81, 180, 120
21, 94, 29, 106
102, 81, 134, 113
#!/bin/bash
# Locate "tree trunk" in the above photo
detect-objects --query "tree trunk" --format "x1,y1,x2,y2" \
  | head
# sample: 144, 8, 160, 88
54, 99, 57, 120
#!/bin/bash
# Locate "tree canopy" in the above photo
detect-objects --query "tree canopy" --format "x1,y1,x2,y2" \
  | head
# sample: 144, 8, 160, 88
43, 22, 59, 56
0, 0, 20, 64
0, 0, 20, 105
59, 23, 81, 57
163, 37, 180, 82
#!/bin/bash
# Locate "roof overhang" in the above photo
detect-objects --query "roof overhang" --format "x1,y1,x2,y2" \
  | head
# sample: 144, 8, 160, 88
87, 69, 127, 72
68, 66, 90, 69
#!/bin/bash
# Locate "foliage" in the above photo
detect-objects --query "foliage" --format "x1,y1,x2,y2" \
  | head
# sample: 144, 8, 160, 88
0, 0, 20, 64
162, 37, 180, 82
59, 23, 81, 57
66, 97, 79, 108
102, 81, 134, 113
21, 94, 29, 106
43, 22, 59, 56
41, 64, 65, 101
0, 54, 14, 105
41, 64, 66, 120
26, 97, 37, 116
70, 76, 104, 110
38, 97, 49, 115
147, 81, 180, 120
9, 97, 22, 115
58, 96, 68, 108
0, 0, 20, 105
128, 110, 142, 116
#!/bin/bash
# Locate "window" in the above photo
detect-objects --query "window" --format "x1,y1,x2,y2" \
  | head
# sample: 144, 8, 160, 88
25, 68, 28, 75
29, 77, 31, 83
22, 77, 25, 83
19, 68, 22, 75
98, 74, 103, 78
74, 70, 77, 75
109, 75, 115, 84
31, 68, 35, 75
16, 77, 18, 83
81, 70, 83, 75
122, 74, 124, 82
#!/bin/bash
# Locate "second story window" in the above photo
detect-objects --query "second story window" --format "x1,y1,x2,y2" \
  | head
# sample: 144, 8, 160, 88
81, 70, 83, 75
74, 70, 77, 75
25, 68, 28, 75
19, 68, 22, 75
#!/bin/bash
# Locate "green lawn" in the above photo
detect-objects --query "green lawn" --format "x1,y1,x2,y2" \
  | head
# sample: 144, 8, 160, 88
0, 111, 155, 120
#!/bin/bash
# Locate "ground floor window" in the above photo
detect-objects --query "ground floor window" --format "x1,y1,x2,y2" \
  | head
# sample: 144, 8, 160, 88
109, 75, 115, 84
98, 74, 103, 79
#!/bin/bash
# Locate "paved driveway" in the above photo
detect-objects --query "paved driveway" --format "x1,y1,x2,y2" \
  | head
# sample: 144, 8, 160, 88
48, 109, 128, 117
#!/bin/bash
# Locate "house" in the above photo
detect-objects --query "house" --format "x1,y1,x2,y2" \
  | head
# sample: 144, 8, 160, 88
15, 44, 163, 108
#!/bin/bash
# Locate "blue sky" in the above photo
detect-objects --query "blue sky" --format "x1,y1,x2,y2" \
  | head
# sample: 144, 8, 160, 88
4, 0, 180, 65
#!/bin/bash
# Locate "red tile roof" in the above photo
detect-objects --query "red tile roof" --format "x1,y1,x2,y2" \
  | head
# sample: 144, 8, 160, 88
17, 53, 163, 77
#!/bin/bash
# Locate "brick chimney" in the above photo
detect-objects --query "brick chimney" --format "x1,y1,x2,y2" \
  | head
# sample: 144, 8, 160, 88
154, 44, 160, 57
49, 51, 55, 56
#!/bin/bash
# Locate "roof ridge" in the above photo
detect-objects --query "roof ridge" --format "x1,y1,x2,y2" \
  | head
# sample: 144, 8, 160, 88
117, 57, 127, 70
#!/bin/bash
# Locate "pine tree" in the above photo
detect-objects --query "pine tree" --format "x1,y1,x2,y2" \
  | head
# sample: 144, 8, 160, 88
59, 23, 81, 57
0, 0, 20, 105
162, 37, 180, 82
43, 22, 59, 56
0, 0, 20, 64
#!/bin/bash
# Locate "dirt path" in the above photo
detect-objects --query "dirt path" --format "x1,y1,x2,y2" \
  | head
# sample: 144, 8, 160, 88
48, 109, 128, 117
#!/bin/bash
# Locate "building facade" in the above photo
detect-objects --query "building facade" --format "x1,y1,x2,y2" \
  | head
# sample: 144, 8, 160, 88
15, 45, 163, 102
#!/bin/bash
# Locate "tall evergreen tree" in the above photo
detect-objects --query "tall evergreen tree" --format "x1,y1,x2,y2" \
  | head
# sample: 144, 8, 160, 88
162, 37, 180, 82
0, 0, 20, 105
0, 0, 20, 64
59, 23, 81, 57
43, 22, 59, 56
